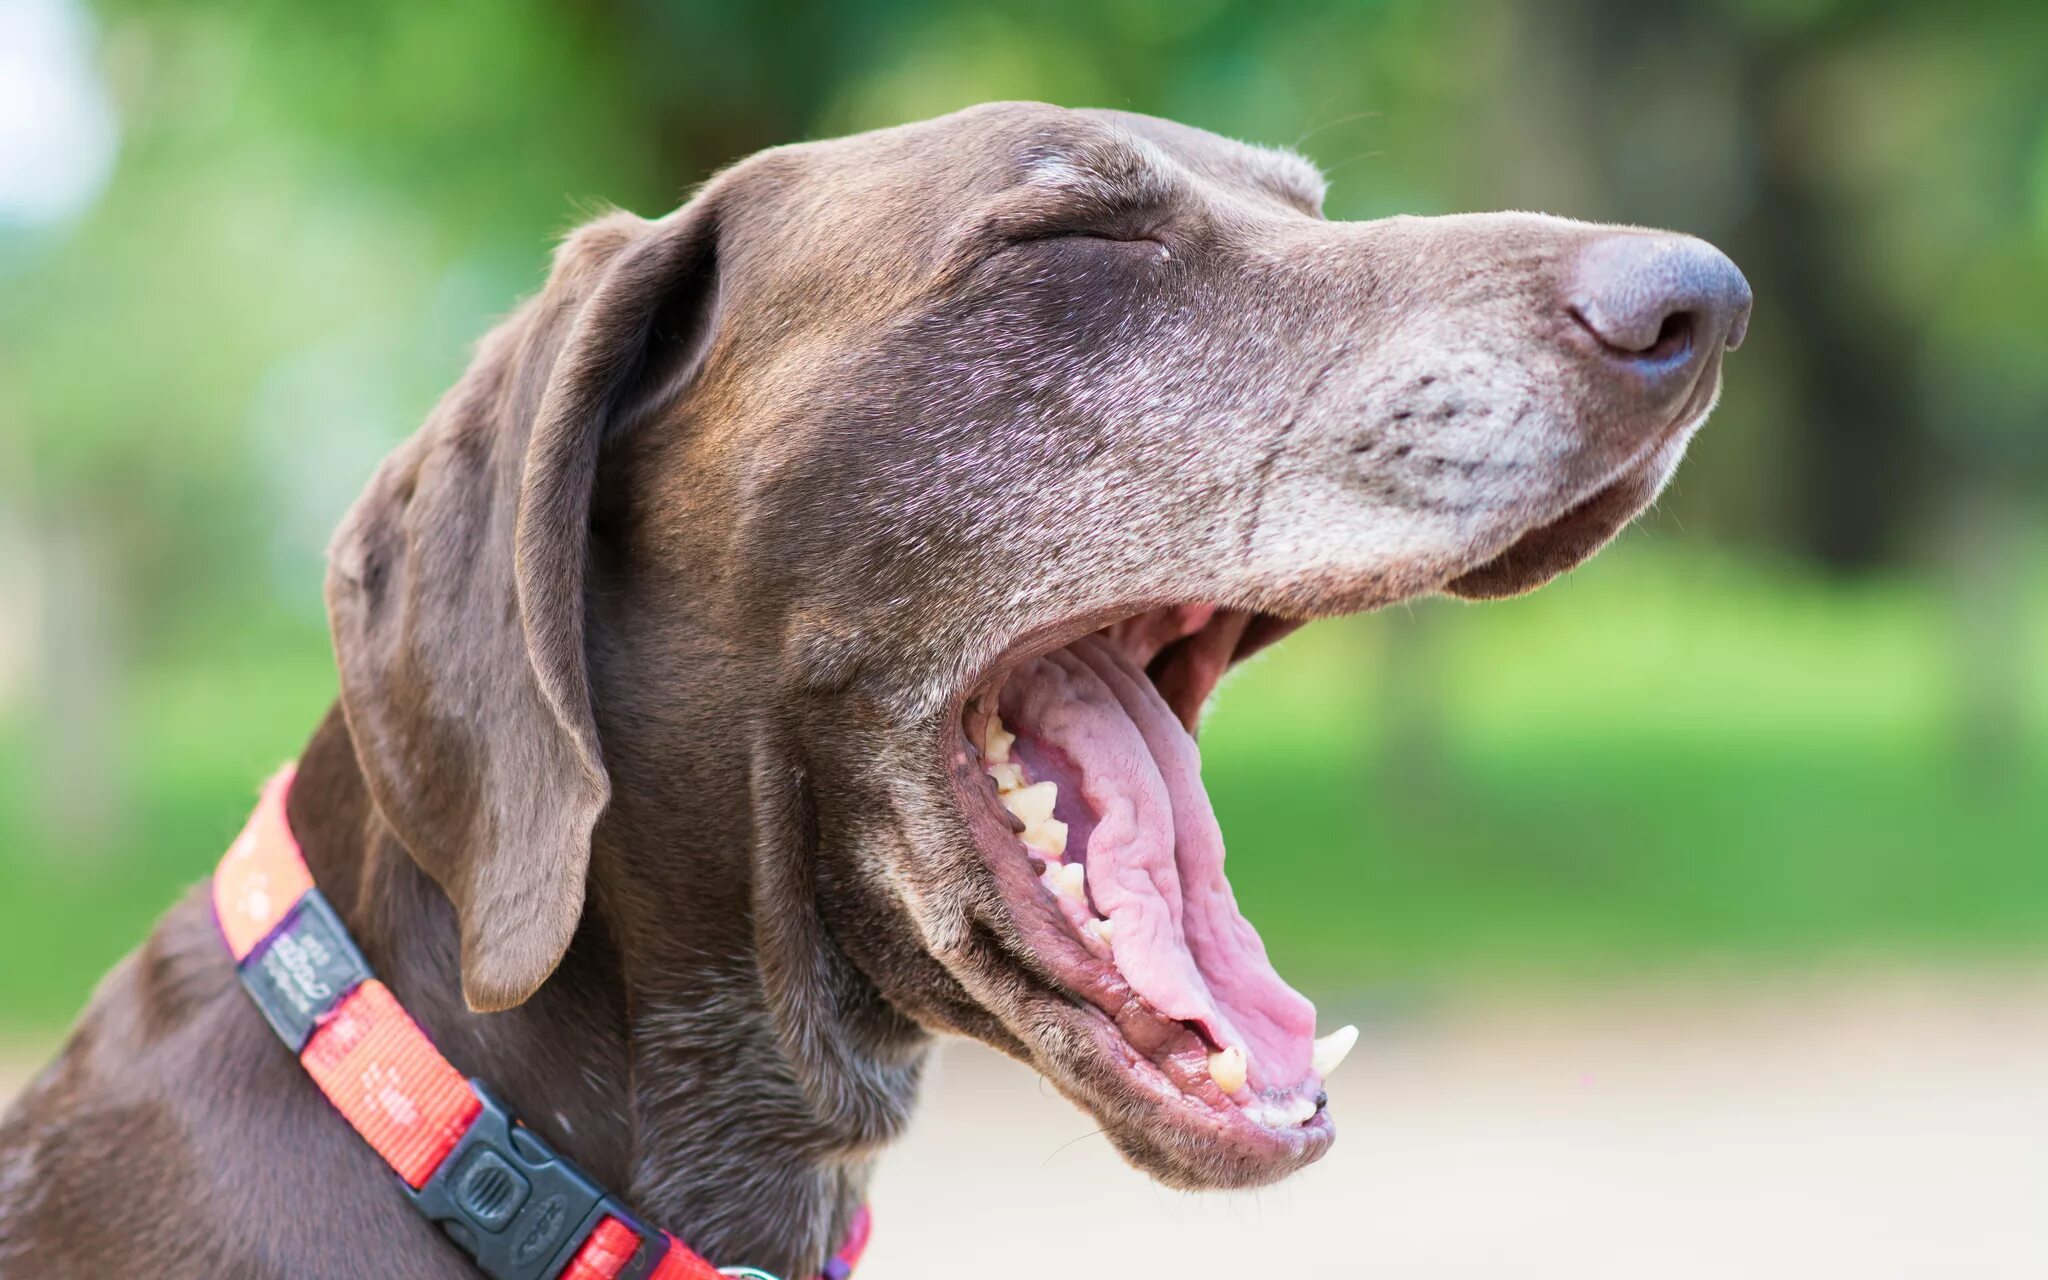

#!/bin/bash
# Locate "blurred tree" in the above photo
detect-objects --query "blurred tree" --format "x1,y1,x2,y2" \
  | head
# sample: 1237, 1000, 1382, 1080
0, 0, 2044, 1029
0, 0, 2036, 797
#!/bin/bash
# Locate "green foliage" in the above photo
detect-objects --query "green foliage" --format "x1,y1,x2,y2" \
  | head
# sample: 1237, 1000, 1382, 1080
1, 0, 2044, 1032
1207, 543, 2048, 991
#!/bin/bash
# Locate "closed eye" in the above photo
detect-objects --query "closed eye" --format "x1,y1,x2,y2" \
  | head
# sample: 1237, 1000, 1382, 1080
1012, 228, 1170, 256
952, 218, 1175, 282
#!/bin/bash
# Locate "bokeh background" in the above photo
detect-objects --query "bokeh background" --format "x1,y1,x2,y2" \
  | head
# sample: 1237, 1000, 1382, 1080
2, 0, 2045, 1272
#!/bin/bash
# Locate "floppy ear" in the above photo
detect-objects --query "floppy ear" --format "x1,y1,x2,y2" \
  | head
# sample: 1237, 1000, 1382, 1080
326, 197, 721, 1011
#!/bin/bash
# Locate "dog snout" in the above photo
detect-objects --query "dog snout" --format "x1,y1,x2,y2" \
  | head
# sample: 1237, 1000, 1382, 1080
1565, 234, 1753, 380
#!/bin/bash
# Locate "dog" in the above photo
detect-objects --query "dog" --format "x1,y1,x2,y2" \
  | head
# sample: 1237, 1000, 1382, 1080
0, 102, 1749, 1278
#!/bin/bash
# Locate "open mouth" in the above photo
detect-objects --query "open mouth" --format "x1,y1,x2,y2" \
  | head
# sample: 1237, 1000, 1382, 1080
938, 438, 1698, 1180
950, 605, 1357, 1155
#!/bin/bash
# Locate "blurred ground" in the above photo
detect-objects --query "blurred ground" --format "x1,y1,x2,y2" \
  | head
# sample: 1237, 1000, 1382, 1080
863, 970, 2048, 1278
12, 970, 2041, 1276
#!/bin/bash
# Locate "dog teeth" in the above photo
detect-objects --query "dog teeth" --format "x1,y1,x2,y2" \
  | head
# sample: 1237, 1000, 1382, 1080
1082, 917, 1114, 948
982, 743, 1069, 862
1208, 1045, 1247, 1095
1002, 780, 1058, 827
981, 715, 1015, 764
1310, 1025, 1359, 1079
1049, 860, 1086, 902
1020, 818, 1067, 857
986, 761, 1025, 792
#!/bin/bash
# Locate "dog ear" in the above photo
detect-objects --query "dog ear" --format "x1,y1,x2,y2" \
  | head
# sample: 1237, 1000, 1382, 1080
326, 198, 721, 1012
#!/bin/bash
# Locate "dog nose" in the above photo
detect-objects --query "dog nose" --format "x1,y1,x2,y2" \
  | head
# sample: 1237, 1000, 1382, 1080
1567, 234, 1752, 374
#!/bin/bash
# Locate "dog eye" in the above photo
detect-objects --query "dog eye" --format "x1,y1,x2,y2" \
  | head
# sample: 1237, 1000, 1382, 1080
969, 228, 1174, 281
1022, 230, 1171, 259
1051, 230, 1147, 244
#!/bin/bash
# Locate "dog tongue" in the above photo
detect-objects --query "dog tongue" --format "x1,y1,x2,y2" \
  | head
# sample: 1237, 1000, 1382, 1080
1004, 635, 1317, 1089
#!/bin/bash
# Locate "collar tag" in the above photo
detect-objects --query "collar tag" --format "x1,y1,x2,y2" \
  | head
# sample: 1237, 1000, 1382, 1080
235, 888, 371, 1051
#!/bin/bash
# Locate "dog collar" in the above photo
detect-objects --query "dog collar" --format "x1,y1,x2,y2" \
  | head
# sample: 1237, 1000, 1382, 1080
212, 766, 871, 1280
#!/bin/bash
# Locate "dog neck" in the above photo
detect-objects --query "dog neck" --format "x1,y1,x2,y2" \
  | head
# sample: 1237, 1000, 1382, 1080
288, 705, 892, 1278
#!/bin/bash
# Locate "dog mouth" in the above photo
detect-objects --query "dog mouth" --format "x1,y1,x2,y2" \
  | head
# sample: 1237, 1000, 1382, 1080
948, 605, 1352, 1178
936, 432, 1699, 1182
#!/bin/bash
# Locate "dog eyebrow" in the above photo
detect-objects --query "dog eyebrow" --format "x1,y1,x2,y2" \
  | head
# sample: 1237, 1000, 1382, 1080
943, 127, 1328, 274
1020, 129, 1327, 222
940, 135, 1179, 263
1014, 132, 1182, 219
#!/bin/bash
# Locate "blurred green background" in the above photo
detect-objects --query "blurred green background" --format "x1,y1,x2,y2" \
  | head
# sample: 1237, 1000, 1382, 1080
1, 0, 2044, 1035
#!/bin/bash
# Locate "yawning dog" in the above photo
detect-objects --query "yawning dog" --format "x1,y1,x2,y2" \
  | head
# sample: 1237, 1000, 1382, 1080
0, 102, 1749, 1278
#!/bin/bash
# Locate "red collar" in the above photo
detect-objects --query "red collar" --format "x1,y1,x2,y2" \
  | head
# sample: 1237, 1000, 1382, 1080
213, 766, 872, 1280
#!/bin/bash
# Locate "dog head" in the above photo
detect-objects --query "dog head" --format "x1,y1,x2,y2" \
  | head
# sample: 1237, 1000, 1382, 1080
327, 103, 1749, 1190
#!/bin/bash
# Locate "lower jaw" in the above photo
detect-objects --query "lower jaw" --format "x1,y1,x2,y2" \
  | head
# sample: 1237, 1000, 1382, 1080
1059, 996, 1338, 1188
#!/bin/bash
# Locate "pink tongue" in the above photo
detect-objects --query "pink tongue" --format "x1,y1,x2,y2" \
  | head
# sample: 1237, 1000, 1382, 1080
1003, 636, 1317, 1089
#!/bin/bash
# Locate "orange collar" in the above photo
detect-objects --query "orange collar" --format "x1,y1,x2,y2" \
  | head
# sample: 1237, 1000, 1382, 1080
213, 766, 871, 1280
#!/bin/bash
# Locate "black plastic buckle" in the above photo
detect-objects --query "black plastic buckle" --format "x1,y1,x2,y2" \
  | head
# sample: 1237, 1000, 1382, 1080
235, 888, 371, 1050
407, 1081, 670, 1280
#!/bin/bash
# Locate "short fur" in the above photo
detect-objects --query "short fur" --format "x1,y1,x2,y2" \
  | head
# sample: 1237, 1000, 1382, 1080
0, 103, 1742, 1277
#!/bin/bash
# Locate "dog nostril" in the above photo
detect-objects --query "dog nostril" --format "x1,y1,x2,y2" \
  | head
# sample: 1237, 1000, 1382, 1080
1642, 311, 1695, 362
1568, 234, 1750, 370
1570, 304, 1694, 362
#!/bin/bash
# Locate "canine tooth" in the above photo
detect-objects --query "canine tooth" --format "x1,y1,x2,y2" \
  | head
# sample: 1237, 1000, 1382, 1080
982, 716, 1015, 763
1021, 818, 1067, 857
1082, 917, 1114, 947
1051, 860, 1086, 902
1311, 1025, 1359, 1079
1002, 780, 1057, 827
1208, 1046, 1247, 1095
986, 762, 1025, 792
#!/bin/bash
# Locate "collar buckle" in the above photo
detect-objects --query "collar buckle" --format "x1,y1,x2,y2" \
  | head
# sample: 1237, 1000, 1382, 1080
406, 1080, 670, 1280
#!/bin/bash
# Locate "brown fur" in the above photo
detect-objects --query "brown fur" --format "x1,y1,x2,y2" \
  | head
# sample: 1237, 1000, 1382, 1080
0, 103, 1746, 1277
